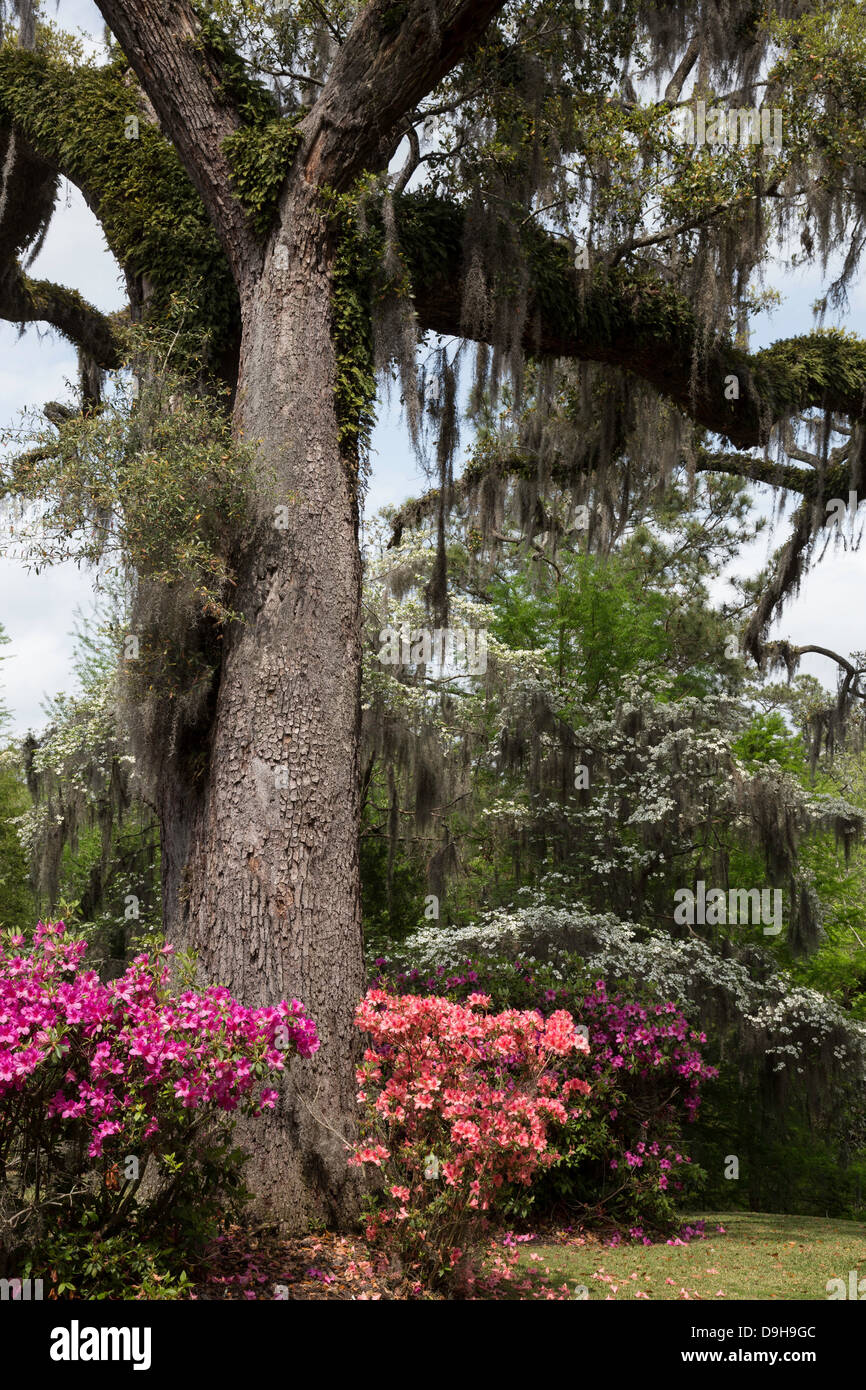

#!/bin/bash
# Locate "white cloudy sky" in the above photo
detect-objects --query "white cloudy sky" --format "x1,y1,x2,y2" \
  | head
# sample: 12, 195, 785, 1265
1, 1, 865, 733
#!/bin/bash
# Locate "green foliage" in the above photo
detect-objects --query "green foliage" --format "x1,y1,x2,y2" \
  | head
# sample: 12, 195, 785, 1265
733, 712, 808, 775
489, 551, 666, 700
753, 330, 866, 421
487, 535, 737, 705
691, 1067, 866, 1221
223, 117, 303, 237
360, 474, 764, 936
360, 831, 428, 954
16, 1125, 250, 1299
784, 754, 866, 1017
29, 1232, 194, 1301
2, 323, 255, 627
0, 756, 32, 932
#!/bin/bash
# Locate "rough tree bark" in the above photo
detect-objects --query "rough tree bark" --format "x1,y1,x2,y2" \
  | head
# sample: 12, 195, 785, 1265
175, 184, 365, 1223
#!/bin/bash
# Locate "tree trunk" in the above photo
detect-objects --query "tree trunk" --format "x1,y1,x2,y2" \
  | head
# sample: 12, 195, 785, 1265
164, 182, 365, 1230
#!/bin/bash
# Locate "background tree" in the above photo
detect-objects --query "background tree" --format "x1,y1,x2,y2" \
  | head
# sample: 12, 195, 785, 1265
0, 623, 33, 931
12, 597, 161, 961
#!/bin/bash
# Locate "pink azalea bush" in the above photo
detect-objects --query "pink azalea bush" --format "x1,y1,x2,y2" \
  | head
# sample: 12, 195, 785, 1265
0, 922, 317, 1274
350, 988, 590, 1288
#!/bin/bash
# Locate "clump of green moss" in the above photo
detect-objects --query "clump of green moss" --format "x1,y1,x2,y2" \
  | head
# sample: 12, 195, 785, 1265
753, 329, 866, 420
223, 118, 303, 237
325, 188, 380, 479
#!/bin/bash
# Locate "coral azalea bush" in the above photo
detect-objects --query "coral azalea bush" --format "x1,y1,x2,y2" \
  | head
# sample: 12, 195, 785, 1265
350, 988, 589, 1289
372, 956, 716, 1231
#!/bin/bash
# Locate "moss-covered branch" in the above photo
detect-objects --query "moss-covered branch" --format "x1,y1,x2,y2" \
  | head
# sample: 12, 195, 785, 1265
694, 450, 842, 496
386, 442, 853, 551
0, 266, 122, 368
0, 46, 238, 370
396, 192, 866, 449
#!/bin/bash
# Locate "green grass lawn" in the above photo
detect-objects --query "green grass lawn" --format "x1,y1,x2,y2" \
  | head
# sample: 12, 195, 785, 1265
518, 1213, 866, 1300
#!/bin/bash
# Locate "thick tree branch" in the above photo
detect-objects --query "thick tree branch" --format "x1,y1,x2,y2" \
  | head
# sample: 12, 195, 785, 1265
694, 450, 820, 495
388, 447, 561, 547
762, 641, 866, 720
93, 0, 260, 286
392, 121, 421, 197
0, 122, 57, 264
664, 35, 700, 104
788, 645, 863, 682
4, 36, 866, 458
387, 444, 852, 551
0, 262, 121, 368
395, 194, 866, 450
300, 0, 511, 190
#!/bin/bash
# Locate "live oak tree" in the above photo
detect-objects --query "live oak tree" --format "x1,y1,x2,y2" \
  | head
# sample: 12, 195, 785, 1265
4, 0, 866, 1226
